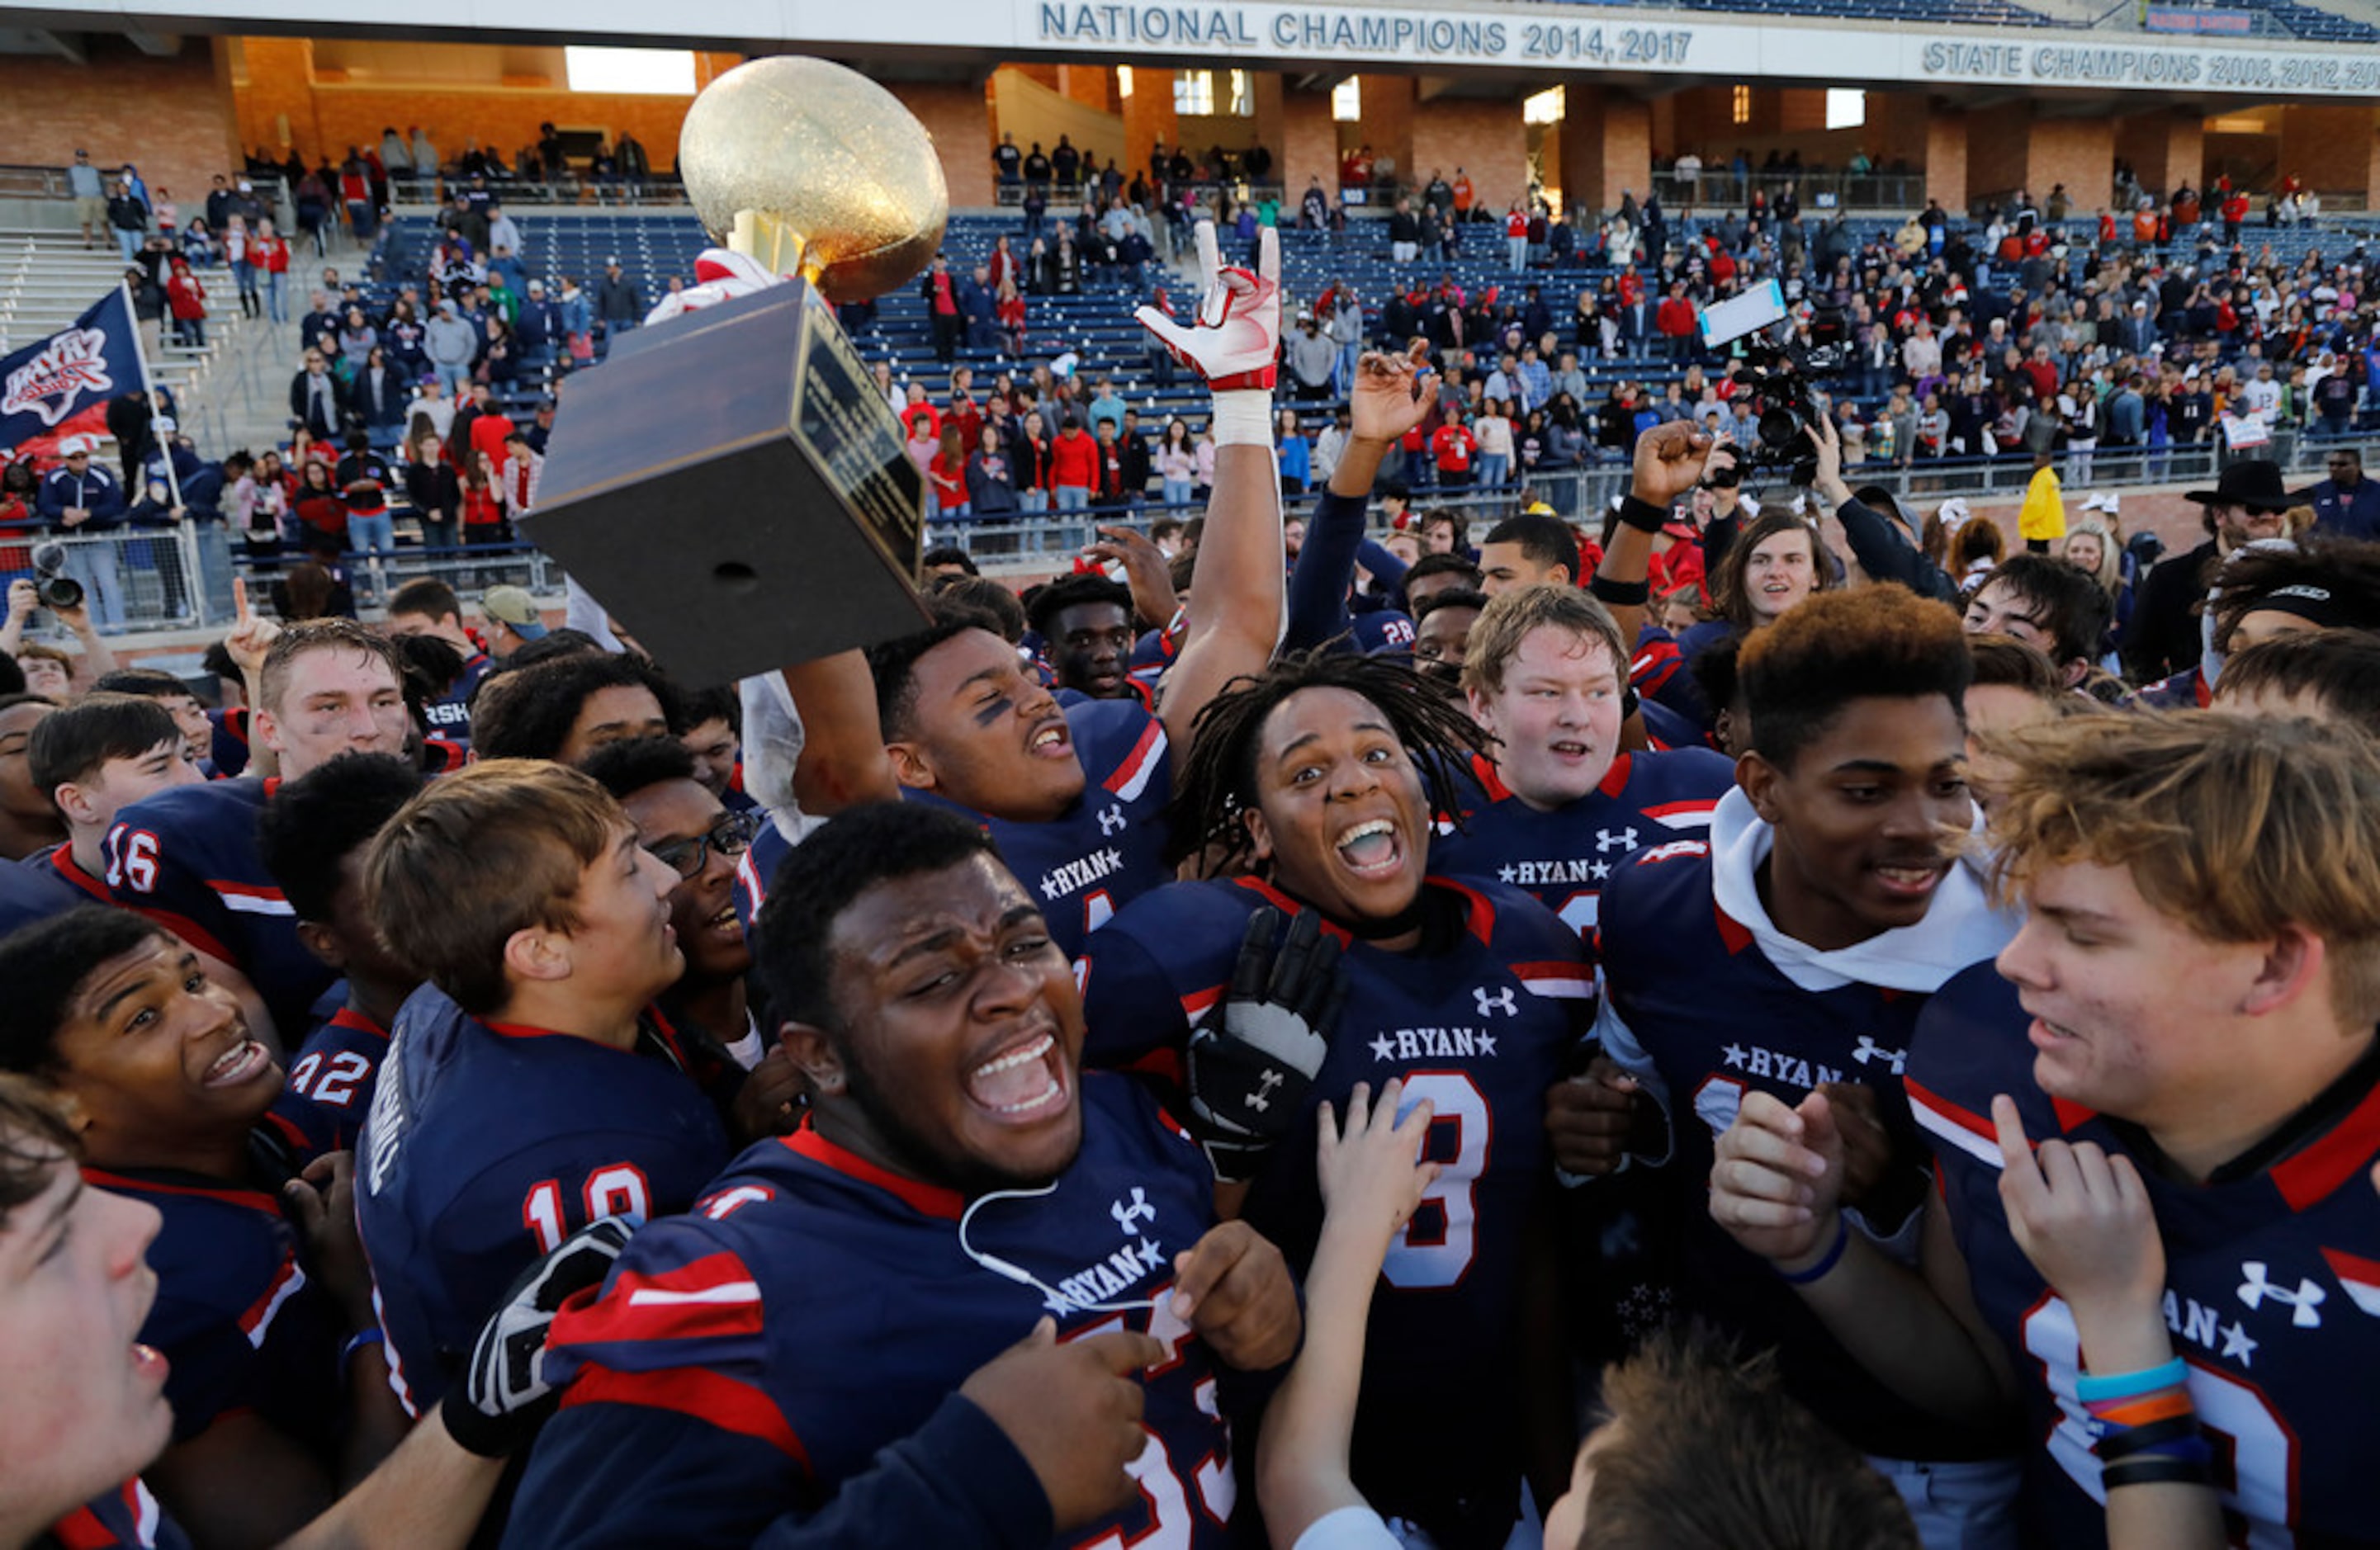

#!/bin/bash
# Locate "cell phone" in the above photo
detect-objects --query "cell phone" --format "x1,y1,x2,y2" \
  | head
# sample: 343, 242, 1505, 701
1698, 280, 1787, 349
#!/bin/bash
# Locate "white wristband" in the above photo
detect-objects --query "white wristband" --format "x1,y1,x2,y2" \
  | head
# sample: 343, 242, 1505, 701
1209, 389, 1275, 448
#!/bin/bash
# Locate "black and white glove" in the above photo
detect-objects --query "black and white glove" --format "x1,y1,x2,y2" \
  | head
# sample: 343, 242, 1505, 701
1186, 907, 1346, 1182
441, 1217, 635, 1458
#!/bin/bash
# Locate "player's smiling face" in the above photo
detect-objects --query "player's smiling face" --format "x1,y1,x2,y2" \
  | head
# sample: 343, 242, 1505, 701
1243, 686, 1429, 934
619, 777, 750, 985
1740, 695, 1971, 952
258, 646, 410, 777
809, 853, 1085, 1194
1469, 626, 1624, 810
896, 629, 1086, 825
50, 934, 282, 1161
0, 1142, 173, 1529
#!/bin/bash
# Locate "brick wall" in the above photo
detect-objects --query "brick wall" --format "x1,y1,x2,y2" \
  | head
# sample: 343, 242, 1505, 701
1554, 89, 1649, 215
2117, 109, 2203, 199
1280, 87, 1337, 201
1352, 74, 1414, 187
2277, 104, 2379, 201
1925, 110, 1970, 212
886, 82, 996, 209
1966, 102, 2031, 202
1120, 83, 1179, 184
1411, 97, 1528, 211
0, 37, 242, 213
2025, 114, 2114, 213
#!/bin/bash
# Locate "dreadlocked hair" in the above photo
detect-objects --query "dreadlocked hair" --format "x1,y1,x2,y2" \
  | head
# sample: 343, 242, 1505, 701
1165, 649, 1491, 874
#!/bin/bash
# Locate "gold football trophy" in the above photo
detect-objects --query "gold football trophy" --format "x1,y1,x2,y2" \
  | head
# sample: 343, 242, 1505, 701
523, 55, 950, 688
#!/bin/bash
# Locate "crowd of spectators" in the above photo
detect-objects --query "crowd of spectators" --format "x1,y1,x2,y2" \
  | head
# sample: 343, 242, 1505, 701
2, 204, 2378, 1550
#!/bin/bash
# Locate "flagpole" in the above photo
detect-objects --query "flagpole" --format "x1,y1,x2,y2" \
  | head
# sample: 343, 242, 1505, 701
120, 276, 182, 508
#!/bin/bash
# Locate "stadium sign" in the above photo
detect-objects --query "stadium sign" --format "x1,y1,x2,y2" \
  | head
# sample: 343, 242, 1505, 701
1022, 0, 2380, 93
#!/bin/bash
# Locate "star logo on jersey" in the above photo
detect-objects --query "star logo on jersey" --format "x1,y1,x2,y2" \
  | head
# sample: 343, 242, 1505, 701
2220, 1320, 2259, 1365
1722, 1042, 1748, 1069
1096, 803, 1127, 837
1852, 1036, 1907, 1074
1595, 826, 1640, 853
1498, 864, 1518, 883
2239, 1261, 2326, 1329
1590, 858, 1611, 881
1474, 985, 1517, 1018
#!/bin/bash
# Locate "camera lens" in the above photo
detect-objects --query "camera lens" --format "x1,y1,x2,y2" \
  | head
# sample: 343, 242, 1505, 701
39, 576, 83, 610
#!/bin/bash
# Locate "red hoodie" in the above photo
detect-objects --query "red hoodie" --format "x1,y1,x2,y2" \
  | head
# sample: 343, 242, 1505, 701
1048, 427, 1100, 491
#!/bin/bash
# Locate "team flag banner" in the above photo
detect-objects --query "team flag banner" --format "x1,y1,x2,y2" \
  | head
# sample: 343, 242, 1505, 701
0, 286, 149, 459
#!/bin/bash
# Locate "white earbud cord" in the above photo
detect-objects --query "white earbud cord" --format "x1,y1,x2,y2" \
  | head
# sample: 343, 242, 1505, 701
956, 1182, 1165, 1314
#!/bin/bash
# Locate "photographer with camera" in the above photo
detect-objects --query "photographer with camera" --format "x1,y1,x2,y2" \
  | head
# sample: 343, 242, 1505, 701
1, 575, 120, 700
32, 442, 128, 634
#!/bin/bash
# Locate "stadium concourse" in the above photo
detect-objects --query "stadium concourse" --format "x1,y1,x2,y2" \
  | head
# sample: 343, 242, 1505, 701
5, 9, 2380, 1550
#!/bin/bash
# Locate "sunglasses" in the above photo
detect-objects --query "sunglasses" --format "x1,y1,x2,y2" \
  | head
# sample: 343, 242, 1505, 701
648, 810, 762, 881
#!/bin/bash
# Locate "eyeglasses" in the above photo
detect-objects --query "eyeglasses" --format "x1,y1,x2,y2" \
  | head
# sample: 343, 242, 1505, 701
649, 810, 762, 880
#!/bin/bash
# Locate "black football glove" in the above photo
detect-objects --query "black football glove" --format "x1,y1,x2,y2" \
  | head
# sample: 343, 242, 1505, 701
1185, 907, 1347, 1182
441, 1216, 635, 1458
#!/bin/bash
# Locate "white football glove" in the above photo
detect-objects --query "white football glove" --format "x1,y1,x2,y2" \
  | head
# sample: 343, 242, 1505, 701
1134, 222, 1280, 392
643, 248, 788, 326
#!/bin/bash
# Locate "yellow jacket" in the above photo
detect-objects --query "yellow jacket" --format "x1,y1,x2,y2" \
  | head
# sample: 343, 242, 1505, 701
2018, 465, 2066, 542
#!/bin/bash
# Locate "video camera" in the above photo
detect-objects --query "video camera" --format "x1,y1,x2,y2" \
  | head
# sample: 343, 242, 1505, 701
1696, 281, 1847, 487
28, 542, 83, 611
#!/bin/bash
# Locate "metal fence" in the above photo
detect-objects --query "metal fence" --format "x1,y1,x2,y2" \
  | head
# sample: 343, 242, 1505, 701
7, 526, 220, 633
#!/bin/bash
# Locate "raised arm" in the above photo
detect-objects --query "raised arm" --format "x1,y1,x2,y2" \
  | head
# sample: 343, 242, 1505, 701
1282, 344, 1434, 654
1138, 222, 1289, 757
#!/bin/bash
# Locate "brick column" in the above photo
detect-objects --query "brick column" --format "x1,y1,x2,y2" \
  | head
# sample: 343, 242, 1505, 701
2024, 113, 2114, 215
1281, 86, 1337, 203
1412, 96, 1528, 212
1122, 78, 1178, 185
1924, 107, 1969, 213
2117, 109, 2203, 200
2278, 103, 2380, 202
1356, 73, 1415, 191
887, 82, 994, 209
1557, 87, 1649, 216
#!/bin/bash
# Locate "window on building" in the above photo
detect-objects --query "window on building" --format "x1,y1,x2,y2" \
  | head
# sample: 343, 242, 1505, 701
1227, 69, 1252, 116
1176, 70, 1214, 116
1731, 84, 1753, 125
1523, 85, 1565, 125
1825, 88, 1866, 131
1332, 78, 1361, 122
1117, 65, 1133, 99
564, 46, 697, 95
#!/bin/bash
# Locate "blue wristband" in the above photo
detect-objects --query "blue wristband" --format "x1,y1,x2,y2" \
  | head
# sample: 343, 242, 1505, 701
2076, 1358, 2188, 1404
1776, 1216, 1850, 1286
342, 1326, 385, 1369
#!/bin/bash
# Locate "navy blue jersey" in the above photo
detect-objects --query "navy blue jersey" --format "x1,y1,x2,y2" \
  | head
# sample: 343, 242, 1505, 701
83, 1163, 337, 1447
1433, 748, 1733, 949
281, 1001, 389, 1151
206, 706, 251, 780
31, 843, 111, 905
1081, 875, 1587, 1543
507, 1075, 1237, 1550
419, 651, 493, 747
11, 848, 100, 933
1128, 623, 1178, 696
102, 779, 332, 1037
356, 985, 731, 1415
1597, 842, 2008, 1462
46, 1481, 192, 1550
1910, 964, 2380, 1548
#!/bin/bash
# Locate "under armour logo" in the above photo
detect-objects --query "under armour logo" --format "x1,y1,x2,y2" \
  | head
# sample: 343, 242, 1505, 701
1474, 986, 1517, 1018
1111, 1187, 1156, 1234
1596, 826, 1640, 853
1248, 1070, 1285, 1112
1852, 1036, 1906, 1074
2239, 1262, 2326, 1328
1096, 804, 1127, 837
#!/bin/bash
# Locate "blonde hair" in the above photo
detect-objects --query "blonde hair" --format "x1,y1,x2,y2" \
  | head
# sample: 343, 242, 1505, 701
2061, 518, 2122, 599
1459, 584, 1627, 701
1987, 712, 2380, 1028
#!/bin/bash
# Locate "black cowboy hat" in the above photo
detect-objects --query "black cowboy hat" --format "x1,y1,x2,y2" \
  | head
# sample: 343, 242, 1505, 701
2183, 460, 2289, 513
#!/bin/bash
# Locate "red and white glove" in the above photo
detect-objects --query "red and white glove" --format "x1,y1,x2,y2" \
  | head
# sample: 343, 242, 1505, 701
643, 248, 789, 326
1135, 222, 1280, 393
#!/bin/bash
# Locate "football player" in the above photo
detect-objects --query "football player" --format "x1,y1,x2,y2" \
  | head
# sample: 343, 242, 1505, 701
504, 801, 1304, 1549
26, 694, 206, 901
1583, 585, 2023, 1546
1711, 711, 2380, 1547
354, 762, 734, 1418
1079, 650, 1590, 1548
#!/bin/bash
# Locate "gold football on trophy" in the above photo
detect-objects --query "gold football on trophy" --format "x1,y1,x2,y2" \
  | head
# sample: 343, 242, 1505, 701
678, 55, 950, 304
